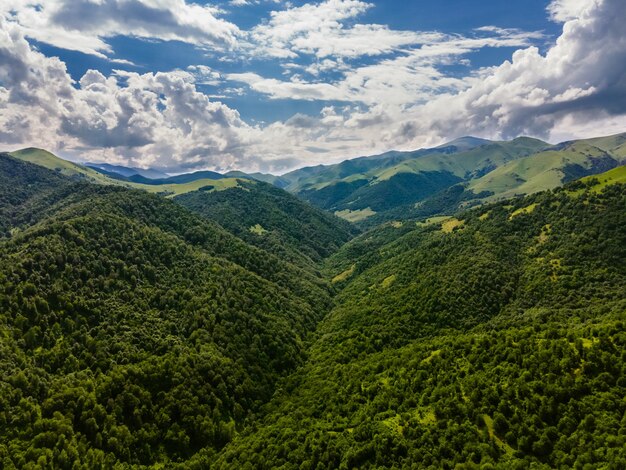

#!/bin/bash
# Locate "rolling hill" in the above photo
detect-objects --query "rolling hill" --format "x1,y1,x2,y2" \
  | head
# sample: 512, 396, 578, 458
14, 132, 625, 231
0, 155, 337, 468
10, 148, 124, 186
283, 137, 549, 224
284, 133, 626, 227
4, 149, 358, 267
8, 148, 246, 198
175, 179, 358, 267
215, 178, 626, 469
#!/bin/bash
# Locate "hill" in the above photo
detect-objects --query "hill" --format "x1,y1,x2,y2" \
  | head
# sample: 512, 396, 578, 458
467, 141, 621, 200
175, 179, 359, 267
282, 136, 496, 193
85, 162, 169, 179
215, 181, 626, 469
286, 137, 548, 224
0, 153, 76, 237
10, 148, 124, 186
9, 148, 247, 198
281, 133, 626, 227
0, 157, 336, 468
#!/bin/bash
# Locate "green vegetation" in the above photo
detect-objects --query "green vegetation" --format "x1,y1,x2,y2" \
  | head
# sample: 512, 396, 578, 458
0, 156, 334, 468
216, 181, 626, 469
140, 177, 242, 197
9, 148, 244, 197
175, 179, 358, 266
2, 143, 626, 469
10, 148, 122, 186
579, 165, 626, 190
284, 134, 626, 226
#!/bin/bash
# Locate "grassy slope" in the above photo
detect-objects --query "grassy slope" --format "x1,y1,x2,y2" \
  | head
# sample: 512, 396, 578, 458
10, 148, 241, 197
10, 148, 120, 185
581, 165, 626, 189
376, 137, 547, 182
468, 142, 621, 200
139, 177, 241, 197
291, 138, 548, 223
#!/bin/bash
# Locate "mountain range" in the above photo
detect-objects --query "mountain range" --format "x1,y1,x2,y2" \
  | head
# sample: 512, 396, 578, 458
9, 132, 626, 227
1, 131, 625, 468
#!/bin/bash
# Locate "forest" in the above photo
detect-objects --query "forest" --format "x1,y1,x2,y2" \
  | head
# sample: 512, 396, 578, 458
0, 152, 624, 468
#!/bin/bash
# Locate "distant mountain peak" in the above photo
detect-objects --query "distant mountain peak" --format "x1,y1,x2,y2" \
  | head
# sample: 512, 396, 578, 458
436, 136, 492, 153
86, 162, 170, 180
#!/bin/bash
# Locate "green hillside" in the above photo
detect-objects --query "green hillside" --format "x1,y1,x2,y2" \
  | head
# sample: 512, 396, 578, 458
282, 133, 626, 227
139, 177, 242, 197
175, 179, 358, 267
290, 137, 548, 224
10, 148, 122, 185
9, 148, 243, 197
468, 141, 620, 200
216, 181, 626, 469
0, 157, 336, 468
579, 164, 626, 190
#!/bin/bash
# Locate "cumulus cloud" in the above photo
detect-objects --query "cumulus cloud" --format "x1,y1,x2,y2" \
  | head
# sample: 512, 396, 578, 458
231, 28, 544, 107
0, 0, 625, 173
547, 0, 598, 22
0, 0, 239, 58
394, 0, 626, 144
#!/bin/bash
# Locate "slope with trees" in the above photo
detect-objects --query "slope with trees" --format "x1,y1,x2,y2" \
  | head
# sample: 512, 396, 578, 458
216, 180, 626, 469
0, 158, 336, 468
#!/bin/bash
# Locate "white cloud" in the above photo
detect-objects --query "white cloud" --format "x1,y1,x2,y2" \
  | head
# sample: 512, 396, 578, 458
230, 28, 544, 107
0, 0, 240, 59
547, 0, 598, 22
0, 0, 625, 174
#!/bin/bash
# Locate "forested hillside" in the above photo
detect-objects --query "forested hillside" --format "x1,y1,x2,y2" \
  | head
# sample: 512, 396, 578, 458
0, 157, 335, 468
216, 181, 626, 469
176, 179, 358, 267
283, 133, 626, 227
1, 150, 625, 469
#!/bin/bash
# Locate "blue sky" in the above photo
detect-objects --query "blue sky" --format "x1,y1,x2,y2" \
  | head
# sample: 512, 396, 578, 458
0, 0, 625, 173
39, 0, 562, 123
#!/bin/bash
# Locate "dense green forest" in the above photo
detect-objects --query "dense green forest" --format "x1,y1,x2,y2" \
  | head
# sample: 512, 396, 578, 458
0, 154, 335, 467
0, 151, 625, 468
216, 182, 626, 469
175, 180, 358, 267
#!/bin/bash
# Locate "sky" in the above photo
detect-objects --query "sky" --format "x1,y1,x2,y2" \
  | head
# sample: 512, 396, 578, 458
0, 0, 625, 174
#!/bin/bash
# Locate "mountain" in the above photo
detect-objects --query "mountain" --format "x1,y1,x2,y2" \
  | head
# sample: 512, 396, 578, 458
224, 170, 291, 189
175, 179, 359, 267
283, 133, 626, 227
10, 148, 125, 185
0, 152, 74, 237
282, 136, 495, 193
215, 179, 626, 469
289, 137, 548, 224
0, 155, 336, 468
467, 140, 623, 200
435, 135, 493, 152
9, 147, 247, 198
86, 162, 169, 179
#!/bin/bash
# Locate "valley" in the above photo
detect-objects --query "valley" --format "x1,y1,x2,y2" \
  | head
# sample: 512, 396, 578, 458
1, 134, 625, 468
